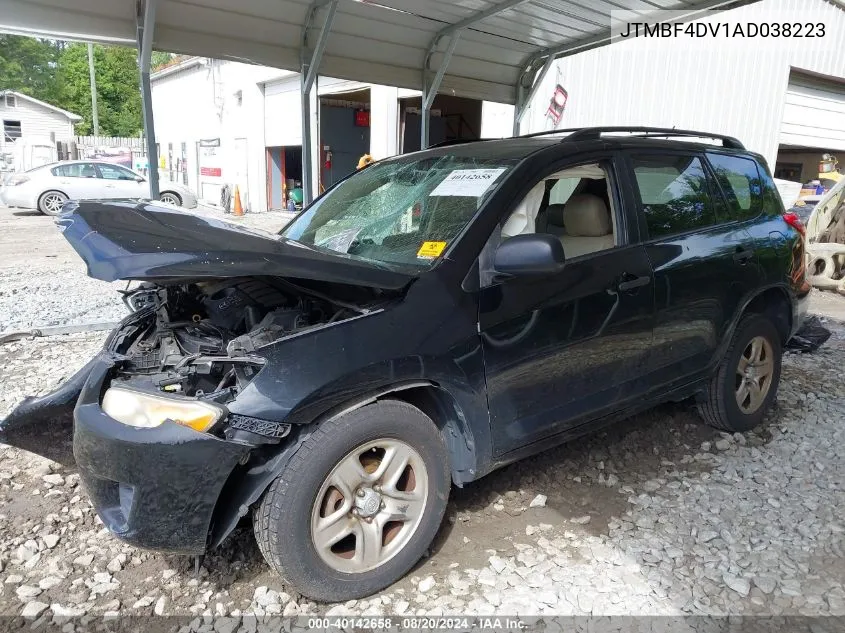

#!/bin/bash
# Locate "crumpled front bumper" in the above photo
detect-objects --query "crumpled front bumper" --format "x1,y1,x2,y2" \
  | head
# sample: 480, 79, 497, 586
1, 318, 254, 554
0, 354, 100, 465
72, 358, 251, 554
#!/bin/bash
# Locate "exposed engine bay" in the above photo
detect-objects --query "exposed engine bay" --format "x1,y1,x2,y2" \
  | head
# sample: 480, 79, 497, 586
108, 276, 380, 442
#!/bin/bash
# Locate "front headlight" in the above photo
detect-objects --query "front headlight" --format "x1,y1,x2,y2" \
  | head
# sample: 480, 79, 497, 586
101, 387, 224, 432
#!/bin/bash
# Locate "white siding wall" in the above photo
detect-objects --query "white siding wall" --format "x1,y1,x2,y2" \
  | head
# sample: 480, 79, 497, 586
780, 74, 845, 150
0, 97, 75, 149
523, 0, 845, 169
264, 76, 302, 147
151, 60, 291, 212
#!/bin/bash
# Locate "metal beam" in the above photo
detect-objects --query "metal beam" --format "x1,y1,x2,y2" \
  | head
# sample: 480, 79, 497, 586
513, 54, 553, 135
136, 0, 159, 198
436, 0, 531, 38
300, 0, 338, 205
420, 0, 530, 146
420, 32, 458, 149
510, 0, 746, 135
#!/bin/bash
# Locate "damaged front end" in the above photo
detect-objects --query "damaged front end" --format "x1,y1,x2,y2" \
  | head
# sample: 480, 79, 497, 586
1, 201, 407, 553
2, 274, 377, 553
2, 274, 357, 451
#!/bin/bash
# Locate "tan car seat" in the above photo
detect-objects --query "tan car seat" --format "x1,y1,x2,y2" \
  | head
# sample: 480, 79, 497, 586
560, 194, 614, 258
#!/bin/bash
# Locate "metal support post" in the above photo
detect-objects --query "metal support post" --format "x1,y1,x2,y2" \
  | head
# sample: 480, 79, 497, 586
513, 54, 553, 136
421, 32, 459, 149
136, 0, 160, 198
300, 0, 338, 205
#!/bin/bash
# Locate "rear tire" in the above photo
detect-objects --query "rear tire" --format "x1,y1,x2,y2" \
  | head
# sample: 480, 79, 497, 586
38, 190, 68, 216
159, 191, 182, 206
698, 314, 782, 432
254, 400, 450, 602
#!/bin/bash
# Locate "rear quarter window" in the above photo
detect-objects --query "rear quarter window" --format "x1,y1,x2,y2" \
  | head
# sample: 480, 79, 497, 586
631, 154, 717, 239
706, 153, 763, 221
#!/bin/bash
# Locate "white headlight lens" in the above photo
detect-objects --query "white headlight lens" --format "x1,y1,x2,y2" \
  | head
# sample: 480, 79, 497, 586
102, 387, 223, 432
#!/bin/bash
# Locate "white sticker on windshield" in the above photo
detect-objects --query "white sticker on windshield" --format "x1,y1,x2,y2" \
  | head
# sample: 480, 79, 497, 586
429, 168, 506, 198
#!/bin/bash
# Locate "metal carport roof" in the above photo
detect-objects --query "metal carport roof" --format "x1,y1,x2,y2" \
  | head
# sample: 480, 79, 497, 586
0, 0, 751, 201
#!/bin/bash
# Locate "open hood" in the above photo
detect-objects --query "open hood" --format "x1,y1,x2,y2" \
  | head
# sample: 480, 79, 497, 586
55, 201, 414, 290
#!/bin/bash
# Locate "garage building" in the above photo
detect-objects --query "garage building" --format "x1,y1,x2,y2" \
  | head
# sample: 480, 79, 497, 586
151, 58, 492, 212
521, 0, 845, 183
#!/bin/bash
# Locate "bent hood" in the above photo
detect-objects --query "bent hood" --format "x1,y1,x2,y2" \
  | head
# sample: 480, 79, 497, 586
56, 200, 414, 290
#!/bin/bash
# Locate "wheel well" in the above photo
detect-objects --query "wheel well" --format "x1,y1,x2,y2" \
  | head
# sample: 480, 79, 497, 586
160, 190, 182, 201
382, 386, 476, 487
39, 189, 67, 200
743, 288, 791, 343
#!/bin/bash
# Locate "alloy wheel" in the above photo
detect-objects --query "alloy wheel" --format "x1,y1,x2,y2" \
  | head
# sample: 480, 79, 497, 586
735, 335, 774, 414
310, 438, 429, 574
159, 193, 181, 206
44, 193, 65, 214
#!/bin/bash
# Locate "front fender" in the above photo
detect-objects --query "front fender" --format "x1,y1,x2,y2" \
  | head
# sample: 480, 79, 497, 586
209, 369, 490, 549
208, 380, 435, 549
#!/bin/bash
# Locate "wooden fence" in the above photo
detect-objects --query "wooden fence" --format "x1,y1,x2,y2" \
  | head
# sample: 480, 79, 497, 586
74, 136, 145, 149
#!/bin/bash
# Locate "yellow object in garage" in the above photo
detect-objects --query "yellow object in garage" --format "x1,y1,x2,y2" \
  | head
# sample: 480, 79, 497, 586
819, 154, 842, 183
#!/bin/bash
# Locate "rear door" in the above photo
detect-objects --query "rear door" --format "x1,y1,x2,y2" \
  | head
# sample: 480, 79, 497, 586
625, 151, 760, 387
479, 154, 655, 456
51, 162, 103, 199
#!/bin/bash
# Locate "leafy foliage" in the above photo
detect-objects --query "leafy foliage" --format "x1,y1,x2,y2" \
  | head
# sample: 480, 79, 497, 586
151, 51, 175, 70
56, 43, 142, 136
0, 35, 62, 103
1, 35, 146, 137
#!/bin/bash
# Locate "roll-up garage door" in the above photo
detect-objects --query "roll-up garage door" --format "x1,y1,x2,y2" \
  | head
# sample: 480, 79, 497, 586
779, 73, 845, 151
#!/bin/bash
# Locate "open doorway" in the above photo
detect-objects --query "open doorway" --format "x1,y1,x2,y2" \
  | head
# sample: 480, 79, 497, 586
266, 146, 303, 211
319, 88, 371, 189
399, 94, 482, 153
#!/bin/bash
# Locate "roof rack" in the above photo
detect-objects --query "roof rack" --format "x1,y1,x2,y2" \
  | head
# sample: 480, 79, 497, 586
561, 126, 745, 150
428, 138, 482, 148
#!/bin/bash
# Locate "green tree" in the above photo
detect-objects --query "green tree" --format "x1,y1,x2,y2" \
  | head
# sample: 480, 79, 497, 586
56, 43, 142, 136
0, 35, 61, 102
151, 51, 175, 70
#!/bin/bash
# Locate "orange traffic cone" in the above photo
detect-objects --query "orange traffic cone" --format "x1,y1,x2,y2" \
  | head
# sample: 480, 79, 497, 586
233, 185, 243, 216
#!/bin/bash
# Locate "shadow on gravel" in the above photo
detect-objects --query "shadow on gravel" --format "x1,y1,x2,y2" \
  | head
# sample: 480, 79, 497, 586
11, 210, 42, 217
2, 419, 77, 467
445, 401, 720, 534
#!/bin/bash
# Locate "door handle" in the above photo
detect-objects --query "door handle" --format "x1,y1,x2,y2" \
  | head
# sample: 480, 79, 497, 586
733, 248, 754, 264
617, 274, 651, 292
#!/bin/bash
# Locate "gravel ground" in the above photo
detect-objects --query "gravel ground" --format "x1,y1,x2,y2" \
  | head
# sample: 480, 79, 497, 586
0, 204, 292, 332
1, 290, 844, 623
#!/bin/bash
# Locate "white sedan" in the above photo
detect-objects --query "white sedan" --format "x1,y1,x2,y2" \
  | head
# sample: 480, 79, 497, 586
0, 160, 198, 215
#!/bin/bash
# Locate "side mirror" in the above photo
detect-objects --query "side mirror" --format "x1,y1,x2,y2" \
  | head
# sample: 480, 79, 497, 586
134, 175, 146, 183
494, 233, 566, 276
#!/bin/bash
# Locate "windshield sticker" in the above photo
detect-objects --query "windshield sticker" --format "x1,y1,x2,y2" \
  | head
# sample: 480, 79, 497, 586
417, 241, 447, 259
429, 168, 507, 197
315, 227, 362, 254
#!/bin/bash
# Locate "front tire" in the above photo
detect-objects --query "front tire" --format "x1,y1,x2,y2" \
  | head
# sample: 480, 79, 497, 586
698, 314, 782, 432
38, 190, 68, 216
254, 400, 450, 602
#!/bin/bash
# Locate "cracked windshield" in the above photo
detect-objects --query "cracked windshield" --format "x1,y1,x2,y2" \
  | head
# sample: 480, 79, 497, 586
280, 156, 517, 269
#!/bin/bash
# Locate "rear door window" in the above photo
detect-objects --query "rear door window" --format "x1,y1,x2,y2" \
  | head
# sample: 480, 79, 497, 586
706, 153, 763, 221
51, 163, 98, 178
631, 154, 717, 239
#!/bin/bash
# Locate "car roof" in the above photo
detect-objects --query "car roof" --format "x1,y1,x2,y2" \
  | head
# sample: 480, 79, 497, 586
400, 133, 760, 164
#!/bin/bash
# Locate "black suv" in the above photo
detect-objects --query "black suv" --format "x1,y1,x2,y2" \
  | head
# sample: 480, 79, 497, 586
2, 127, 808, 602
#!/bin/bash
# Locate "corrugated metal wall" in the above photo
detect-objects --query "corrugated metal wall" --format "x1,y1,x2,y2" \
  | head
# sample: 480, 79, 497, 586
525, 0, 845, 168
